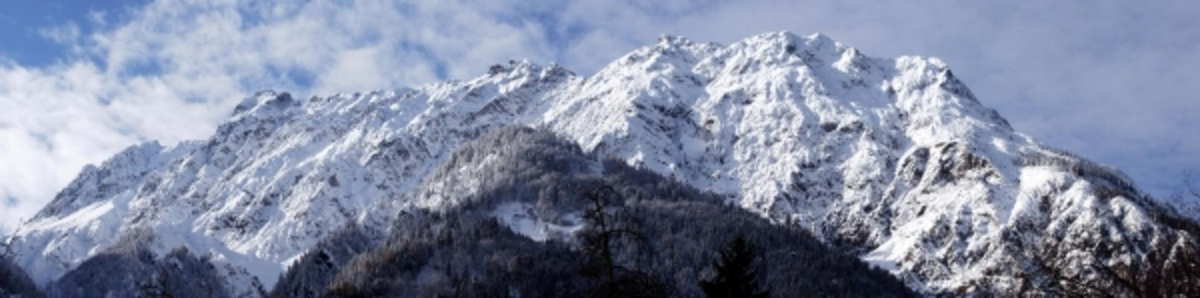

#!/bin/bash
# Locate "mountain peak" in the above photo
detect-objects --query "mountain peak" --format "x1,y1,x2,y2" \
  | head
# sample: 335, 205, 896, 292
232, 91, 298, 117
655, 34, 694, 48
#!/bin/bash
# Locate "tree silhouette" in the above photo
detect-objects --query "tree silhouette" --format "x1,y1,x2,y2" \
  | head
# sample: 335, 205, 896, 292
700, 236, 770, 298
580, 184, 666, 298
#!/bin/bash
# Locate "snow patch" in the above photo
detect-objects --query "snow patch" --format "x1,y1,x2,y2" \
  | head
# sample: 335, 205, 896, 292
490, 202, 583, 242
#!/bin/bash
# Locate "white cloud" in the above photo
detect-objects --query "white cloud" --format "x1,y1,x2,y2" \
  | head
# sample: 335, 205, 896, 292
1, 0, 1198, 233
0, 62, 138, 233
38, 22, 81, 45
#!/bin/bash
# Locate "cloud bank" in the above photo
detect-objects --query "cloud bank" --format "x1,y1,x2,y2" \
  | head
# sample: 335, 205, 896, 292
2, 0, 1197, 233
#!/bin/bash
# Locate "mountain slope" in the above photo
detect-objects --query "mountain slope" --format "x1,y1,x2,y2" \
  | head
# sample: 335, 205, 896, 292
1, 254, 43, 298
10, 31, 1200, 296
276, 127, 914, 297
44, 230, 231, 298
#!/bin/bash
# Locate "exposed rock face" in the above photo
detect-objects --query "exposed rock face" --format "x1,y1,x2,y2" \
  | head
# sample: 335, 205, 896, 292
10, 31, 1199, 296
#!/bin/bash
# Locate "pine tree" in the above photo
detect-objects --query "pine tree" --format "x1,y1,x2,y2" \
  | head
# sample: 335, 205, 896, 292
700, 236, 770, 298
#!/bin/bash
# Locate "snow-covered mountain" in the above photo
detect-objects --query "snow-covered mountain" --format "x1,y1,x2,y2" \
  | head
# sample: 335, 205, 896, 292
268, 127, 913, 297
9, 31, 1199, 296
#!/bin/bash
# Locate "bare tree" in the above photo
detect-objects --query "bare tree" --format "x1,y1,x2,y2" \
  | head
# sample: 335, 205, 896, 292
581, 184, 664, 298
1184, 171, 1200, 201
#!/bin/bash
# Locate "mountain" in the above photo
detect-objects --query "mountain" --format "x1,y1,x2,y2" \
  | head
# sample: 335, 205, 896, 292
1, 253, 43, 298
8, 31, 1199, 296
272, 127, 913, 297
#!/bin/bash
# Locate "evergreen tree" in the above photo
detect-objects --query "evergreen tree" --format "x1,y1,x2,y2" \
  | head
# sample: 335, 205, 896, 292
700, 236, 770, 298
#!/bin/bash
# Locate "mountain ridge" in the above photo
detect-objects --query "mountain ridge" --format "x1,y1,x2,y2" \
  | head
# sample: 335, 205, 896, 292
8, 31, 1199, 296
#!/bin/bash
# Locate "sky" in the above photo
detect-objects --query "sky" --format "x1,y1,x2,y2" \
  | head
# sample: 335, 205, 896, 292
1, 0, 1197, 233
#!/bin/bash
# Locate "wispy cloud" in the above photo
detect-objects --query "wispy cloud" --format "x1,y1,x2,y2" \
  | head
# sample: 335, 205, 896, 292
1, 0, 1197, 233
37, 21, 81, 45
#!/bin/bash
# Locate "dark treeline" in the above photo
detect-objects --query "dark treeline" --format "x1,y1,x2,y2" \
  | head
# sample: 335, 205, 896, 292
271, 224, 377, 298
0, 228, 233, 298
1, 253, 43, 298
271, 127, 914, 297
700, 236, 771, 298
45, 229, 231, 298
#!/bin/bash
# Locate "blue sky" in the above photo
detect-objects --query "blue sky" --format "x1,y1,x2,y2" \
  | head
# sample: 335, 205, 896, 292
1, 0, 1197, 233
0, 1, 146, 65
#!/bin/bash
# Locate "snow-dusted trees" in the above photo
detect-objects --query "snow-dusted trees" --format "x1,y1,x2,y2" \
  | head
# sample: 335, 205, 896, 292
264, 127, 914, 297
270, 224, 374, 298
47, 231, 230, 298
320, 210, 592, 297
